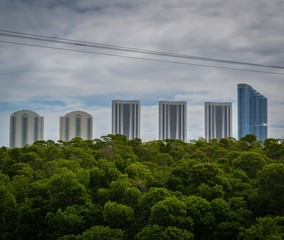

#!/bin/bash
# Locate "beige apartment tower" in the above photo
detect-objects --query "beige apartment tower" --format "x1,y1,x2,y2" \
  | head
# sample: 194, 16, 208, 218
10, 110, 44, 148
60, 111, 93, 141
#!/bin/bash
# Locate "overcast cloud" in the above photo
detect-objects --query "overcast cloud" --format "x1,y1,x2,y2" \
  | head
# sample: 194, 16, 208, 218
0, 0, 283, 146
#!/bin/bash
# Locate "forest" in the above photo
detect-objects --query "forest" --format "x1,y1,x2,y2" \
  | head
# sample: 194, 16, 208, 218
0, 134, 284, 240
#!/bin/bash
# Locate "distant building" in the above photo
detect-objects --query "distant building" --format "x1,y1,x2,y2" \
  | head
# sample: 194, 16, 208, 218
112, 100, 140, 140
238, 84, 268, 142
159, 101, 187, 141
205, 102, 232, 141
10, 110, 44, 148
60, 111, 93, 141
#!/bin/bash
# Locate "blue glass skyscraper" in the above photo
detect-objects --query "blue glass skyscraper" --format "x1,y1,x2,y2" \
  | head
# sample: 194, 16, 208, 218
238, 84, 268, 142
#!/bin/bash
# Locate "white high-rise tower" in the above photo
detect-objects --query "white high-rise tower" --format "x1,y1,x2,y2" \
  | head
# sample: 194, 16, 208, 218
112, 100, 140, 140
205, 102, 232, 141
159, 101, 187, 141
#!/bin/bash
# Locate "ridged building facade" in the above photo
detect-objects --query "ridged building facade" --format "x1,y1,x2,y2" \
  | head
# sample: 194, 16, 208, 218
59, 111, 93, 141
159, 101, 187, 141
10, 110, 44, 148
112, 100, 140, 140
204, 102, 232, 141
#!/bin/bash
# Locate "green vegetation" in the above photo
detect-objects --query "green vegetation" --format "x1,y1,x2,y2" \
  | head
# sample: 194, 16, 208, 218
0, 135, 284, 239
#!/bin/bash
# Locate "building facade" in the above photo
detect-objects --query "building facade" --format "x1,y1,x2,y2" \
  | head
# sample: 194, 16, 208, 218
10, 110, 44, 148
159, 101, 187, 141
112, 100, 140, 140
59, 111, 93, 141
238, 84, 268, 142
205, 102, 232, 141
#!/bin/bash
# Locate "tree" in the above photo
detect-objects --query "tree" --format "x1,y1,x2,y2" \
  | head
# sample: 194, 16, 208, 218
89, 160, 121, 193
219, 137, 238, 151
240, 134, 257, 145
210, 198, 241, 239
239, 216, 284, 240
160, 139, 190, 161
0, 147, 12, 173
233, 152, 267, 178
11, 173, 31, 203
1, 136, 284, 239
14, 197, 48, 239
196, 183, 225, 200
263, 138, 284, 160
257, 163, 284, 215
228, 197, 252, 228
139, 187, 172, 212
135, 225, 194, 240
166, 159, 198, 193
133, 140, 161, 162
103, 201, 134, 229
46, 203, 103, 239
0, 183, 18, 239
46, 170, 91, 210
97, 175, 142, 207
80, 225, 125, 240
184, 196, 215, 240
150, 197, 193, 229
125, 162, 153, 192
186, 163, 231, 195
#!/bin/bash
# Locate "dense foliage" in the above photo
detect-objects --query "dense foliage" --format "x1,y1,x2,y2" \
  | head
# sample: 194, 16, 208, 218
0, 134, 284, 239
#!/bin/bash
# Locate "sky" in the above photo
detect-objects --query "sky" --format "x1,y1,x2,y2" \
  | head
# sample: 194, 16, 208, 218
0, 0, 283, 147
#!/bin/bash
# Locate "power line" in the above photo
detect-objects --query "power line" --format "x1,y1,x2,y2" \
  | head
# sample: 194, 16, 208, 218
1, 29, 284, 70
1, 40, 284, 75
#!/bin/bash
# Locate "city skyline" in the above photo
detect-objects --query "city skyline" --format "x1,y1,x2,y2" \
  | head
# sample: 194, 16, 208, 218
0, 1, 283, 147
5, 92, 272, 146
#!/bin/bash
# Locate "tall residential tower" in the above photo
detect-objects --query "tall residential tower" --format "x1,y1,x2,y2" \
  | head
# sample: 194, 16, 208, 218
159, 101, 187, 141
238, 84, 267, 142
112, 100, 140, 140
205, 102, 232, 141
60, 111, 93, 141
10, 110, 44, 148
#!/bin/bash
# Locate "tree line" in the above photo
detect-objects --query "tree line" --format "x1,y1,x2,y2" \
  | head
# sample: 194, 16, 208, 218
0, 134, 284, 239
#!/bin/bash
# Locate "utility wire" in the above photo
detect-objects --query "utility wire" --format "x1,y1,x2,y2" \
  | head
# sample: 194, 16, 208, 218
1, 29, 284, 70
1, 40, 284, 75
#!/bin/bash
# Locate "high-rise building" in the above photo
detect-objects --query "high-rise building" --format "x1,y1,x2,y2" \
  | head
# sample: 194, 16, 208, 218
9, 110, 44, 148
238, 84, 268, 142
205, 102, 232, 141
60, 111, 93, 141
112, 100, 140, 140
159, 101, 187, 141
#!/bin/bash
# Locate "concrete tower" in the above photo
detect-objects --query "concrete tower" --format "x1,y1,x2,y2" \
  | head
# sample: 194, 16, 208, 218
112, 100, 140, 140
159, 101, 187, 141
10, 110, 44, 148
60, 111, 93, 141
205, 102, 232, 141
